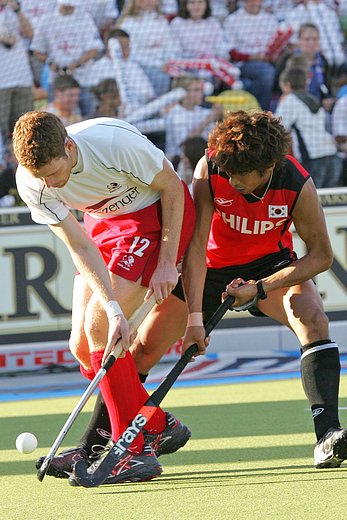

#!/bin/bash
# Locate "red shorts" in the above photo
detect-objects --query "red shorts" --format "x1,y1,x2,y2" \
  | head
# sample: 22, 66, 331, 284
83, 181, 196, 287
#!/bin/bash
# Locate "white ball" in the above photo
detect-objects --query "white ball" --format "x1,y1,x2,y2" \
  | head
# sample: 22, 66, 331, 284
16, 432, 38, 454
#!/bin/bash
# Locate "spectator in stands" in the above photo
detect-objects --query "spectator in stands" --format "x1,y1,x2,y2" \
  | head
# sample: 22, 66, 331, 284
80, 27, 155, 119
223, 0, 279, 109
169, 0, 228, 62
83, 0, 119, 40
276, 66, 341, 188
43, 73, 83, 127
115, 0, 180, 96
90, 78, 121, 118
30, 0, 104, 116
164, 75, 223, 165
168, 0, 232, 91
20, 0, 56, 85
284, 0, 346, 73
176, 135, 207, 187
106, 28, 156, 116
331, 95, 347, 186
274, 23, 334, 110
0, 0, 34, 138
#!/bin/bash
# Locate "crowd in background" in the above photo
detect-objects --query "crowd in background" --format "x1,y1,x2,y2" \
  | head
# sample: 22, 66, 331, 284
1, 0, 347, 207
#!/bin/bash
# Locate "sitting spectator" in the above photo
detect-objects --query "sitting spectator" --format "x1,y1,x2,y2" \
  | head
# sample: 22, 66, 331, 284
30, 0, 104, 115
90, 78, 121, 118
81, 27, 156, 118
274, 23, 334, 110
176, 135, 207, 187
20, 0, 56, 85
169, 0, 228, 84
331, 94, 347, 186
275, 66, 341, 188
284, 0, 345, 73
115, 0, 180, 96
106, 28, 156, 116
164, 75, 223, 165
42, 73, 83, 127
223, 0, 279, 109
0, 0, 33, 139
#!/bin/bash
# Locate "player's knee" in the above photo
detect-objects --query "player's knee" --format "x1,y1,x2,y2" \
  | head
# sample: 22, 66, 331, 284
69, 333, 90, 366
84, 314, 102, 344
131, 338, 159, 373
300, 308, 329, 336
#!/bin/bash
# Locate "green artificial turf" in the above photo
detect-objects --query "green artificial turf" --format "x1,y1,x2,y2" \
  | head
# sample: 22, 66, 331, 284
1, 377, 347, 520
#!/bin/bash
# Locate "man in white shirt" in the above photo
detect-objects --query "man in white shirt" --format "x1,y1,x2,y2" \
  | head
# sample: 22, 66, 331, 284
13, 112, 195, 485
0, 0, 33, 137
88, 28, 155, 117
223, 0, 279, 109
30, 0, 104, 115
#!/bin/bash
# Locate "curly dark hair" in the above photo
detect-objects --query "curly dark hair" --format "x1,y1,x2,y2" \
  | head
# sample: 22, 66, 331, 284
208, 110, 292, 176
13, 111, 67, 172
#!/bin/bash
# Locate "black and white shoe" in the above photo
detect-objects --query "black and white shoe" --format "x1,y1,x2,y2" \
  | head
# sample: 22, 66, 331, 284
69, 444, 162, 486
35, 447, 89, 479
144, 412, 191, 457
314, 427, 347, 468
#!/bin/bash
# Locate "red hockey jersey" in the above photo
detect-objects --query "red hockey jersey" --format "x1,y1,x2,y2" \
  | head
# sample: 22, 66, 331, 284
206, 154, 310, 268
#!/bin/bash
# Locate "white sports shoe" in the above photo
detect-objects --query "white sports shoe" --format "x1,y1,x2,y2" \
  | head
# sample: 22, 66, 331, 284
314, 427, 347, 468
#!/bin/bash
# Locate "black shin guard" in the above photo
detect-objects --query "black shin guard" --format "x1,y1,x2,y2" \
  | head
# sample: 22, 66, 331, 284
77, 392, 111, 454
301, 340, 341, 440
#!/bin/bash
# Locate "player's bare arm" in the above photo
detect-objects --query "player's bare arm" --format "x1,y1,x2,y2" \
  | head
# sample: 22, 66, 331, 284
145, 158, 185, 303
49, 212, 130, 357
225, 179, 333, 306
261, 178, 333, 289
181, 156, 214, 355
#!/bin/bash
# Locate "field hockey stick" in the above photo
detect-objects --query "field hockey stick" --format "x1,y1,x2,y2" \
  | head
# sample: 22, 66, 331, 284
37, 295, 156, 482
73, 294, 234, 487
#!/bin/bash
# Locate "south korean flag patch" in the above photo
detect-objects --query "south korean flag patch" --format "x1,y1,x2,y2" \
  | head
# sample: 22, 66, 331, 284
268, 205, 288, 218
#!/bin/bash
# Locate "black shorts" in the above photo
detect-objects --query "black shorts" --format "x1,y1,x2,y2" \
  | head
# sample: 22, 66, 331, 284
172, 249, 297, 322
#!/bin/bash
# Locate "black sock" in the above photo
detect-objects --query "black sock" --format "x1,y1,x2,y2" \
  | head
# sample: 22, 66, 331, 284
301, 340, 341, 441
138, 372, 148, 383
77, 392, 111, 456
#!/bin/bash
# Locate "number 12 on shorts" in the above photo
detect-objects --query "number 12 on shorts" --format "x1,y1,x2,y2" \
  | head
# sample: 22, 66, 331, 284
128, 236, 150, 257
